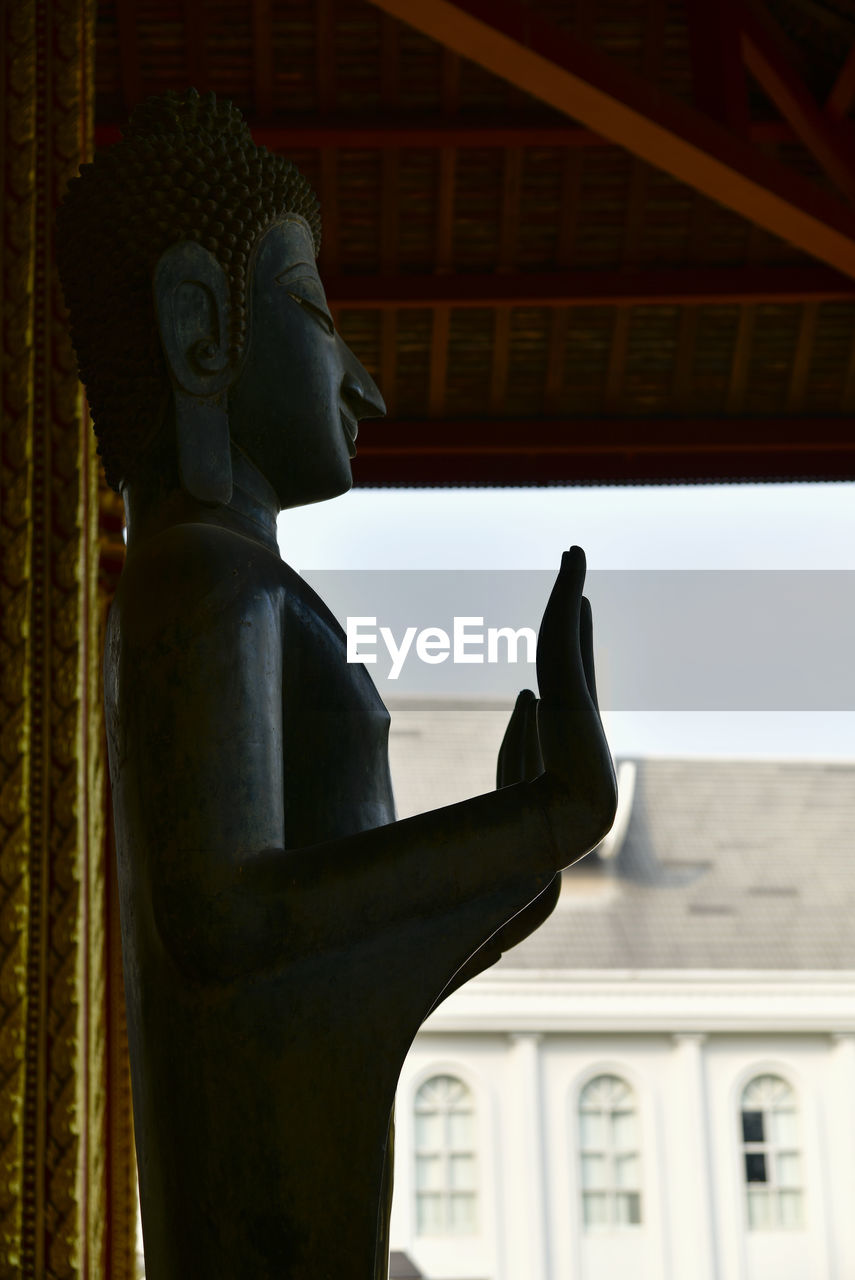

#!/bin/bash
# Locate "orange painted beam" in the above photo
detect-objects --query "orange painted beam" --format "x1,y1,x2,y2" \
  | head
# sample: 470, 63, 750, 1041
326, 265, 855, 309
362, 0, 855, 278
357, 416, 855, 455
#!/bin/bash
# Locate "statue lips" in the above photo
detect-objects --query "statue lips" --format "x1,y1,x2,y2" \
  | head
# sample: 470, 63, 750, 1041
341, 408, 359, 459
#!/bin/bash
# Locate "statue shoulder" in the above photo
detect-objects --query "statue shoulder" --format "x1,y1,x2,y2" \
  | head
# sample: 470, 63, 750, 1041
111, 522, 283, 647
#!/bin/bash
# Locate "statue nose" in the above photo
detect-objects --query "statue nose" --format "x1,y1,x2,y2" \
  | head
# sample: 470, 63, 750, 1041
340, 346, 387, 422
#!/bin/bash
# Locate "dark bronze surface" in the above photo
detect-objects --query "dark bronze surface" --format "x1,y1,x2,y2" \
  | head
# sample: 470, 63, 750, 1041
59, 92, 617, 1279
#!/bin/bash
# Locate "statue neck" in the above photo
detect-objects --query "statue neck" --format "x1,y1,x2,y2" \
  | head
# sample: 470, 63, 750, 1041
123, 444, 280, 556
225, 446, 281, 552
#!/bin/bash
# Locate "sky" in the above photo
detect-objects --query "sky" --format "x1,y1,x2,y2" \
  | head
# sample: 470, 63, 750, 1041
278, 482, 855, 761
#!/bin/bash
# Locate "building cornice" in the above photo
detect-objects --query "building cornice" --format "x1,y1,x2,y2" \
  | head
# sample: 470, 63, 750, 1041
422, 970, 855, 1035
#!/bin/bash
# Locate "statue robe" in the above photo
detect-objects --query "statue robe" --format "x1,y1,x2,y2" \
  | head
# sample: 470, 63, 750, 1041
106, 521, 555, 1278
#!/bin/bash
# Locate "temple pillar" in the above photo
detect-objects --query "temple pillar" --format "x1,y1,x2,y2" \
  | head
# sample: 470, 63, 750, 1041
669, 1033, 718, 1280
0, 2, 133, 1274
507, 1032, 550, 1280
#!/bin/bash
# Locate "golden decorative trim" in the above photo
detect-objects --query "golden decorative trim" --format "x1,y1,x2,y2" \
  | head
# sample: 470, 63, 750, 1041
1, 0, 38, 1268
1, 1, 135, 1274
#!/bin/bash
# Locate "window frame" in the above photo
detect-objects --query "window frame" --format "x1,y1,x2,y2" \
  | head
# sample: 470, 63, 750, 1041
577, 1072, 644, 1233
413, 1073, 479, 1237
739, 1072, 805, 1232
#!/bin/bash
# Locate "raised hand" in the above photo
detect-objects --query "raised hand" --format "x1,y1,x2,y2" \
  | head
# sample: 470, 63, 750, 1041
532, 547, 617, 868
430, 693, 556, 1013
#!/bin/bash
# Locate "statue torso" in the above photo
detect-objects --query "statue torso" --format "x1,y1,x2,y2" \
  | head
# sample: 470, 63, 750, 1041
105, 521, 398, 1279
278, 557, 397, 846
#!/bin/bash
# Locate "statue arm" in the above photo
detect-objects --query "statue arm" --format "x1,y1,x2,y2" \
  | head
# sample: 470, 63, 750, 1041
149, 727, 566, 986
423, 686, 562, 1014
124, 539, 613, 986
233, 551, 615, 992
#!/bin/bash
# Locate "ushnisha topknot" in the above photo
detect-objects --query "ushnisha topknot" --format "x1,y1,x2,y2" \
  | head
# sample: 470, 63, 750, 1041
57, 88, 322, 492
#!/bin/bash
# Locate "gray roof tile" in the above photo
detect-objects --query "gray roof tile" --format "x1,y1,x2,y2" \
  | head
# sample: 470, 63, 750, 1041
386, 699, 855, 970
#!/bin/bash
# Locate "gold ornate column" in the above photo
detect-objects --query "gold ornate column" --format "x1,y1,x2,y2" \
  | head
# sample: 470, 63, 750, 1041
1, 1, 135, 1275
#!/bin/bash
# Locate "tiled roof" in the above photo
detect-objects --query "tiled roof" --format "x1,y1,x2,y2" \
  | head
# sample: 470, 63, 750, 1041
387, 698, 855, 970
389, 1252, 423, 1279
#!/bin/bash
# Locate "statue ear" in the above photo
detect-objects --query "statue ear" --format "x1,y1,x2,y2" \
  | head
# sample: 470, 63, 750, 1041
154, 241, 233, 505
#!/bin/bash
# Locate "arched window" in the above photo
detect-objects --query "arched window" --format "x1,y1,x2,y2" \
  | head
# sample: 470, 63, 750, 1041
578, 1074, 642, 1230
414, 1075, 478, 1235
740, 1074, 803, 1229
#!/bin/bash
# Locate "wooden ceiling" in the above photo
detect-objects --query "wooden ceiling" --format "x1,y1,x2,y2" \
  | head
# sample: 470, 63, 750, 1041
94, 0, 855, 485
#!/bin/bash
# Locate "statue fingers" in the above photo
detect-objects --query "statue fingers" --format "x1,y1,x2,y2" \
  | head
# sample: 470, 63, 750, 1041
497, 688, 538, 787
580, 596, 601, 714
521, 688, 544, 781
536, 547, 587, 709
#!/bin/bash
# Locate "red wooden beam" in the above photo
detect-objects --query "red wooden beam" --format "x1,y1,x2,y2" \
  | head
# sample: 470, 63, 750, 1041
357, 416, 855, 454
93, 120, 609, 148
362, 0, 855, 277
325, 265, 855, 308
93, 119, 798, 151
351, 416, 855, 485
740, 0, 855, 204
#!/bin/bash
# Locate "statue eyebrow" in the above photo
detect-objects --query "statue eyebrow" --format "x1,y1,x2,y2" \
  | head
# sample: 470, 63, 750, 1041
275, 261, 318, 282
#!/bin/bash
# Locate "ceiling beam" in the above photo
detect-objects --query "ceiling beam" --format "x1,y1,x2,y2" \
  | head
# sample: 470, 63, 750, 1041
93, 119, 798, 151
325, 265, 855, 309
358, 416, 855, 454
351, 416, 855, 485
361, 0, 855, 277
740, 0, 855, 204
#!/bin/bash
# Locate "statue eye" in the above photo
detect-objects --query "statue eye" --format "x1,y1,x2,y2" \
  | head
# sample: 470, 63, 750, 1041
286, 291, 335, 336
276, 265, 335, 334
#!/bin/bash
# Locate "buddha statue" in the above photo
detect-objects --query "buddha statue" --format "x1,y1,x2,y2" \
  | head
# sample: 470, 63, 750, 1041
57, 90, 616, 1279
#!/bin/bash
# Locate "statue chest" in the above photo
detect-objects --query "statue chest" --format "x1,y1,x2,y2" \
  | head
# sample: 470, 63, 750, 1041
279, 573, 396, 846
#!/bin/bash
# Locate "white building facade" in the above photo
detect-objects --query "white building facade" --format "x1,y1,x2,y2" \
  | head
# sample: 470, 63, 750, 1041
391, 973, 855, 1280
386, 705, 855, 1280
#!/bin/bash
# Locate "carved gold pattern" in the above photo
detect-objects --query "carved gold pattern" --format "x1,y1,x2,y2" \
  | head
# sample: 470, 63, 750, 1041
1, 0, 135, 1274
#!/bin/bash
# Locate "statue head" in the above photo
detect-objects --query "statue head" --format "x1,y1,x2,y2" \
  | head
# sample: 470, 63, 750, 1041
57, 89, 383, 511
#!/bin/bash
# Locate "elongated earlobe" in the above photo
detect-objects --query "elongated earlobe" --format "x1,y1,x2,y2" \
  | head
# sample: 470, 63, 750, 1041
175, 393, 232, 505
154, 241, 234, 505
